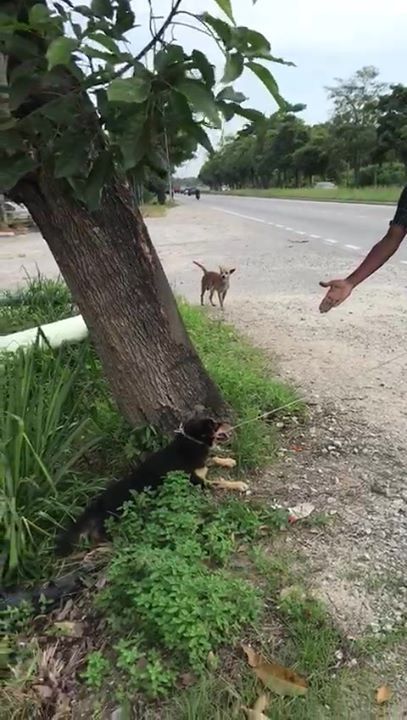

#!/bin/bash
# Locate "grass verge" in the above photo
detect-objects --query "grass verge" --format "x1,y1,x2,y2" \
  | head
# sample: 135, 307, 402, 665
0, 276, 300, 583
212, 186, 401, 204
1, 275, 396, 717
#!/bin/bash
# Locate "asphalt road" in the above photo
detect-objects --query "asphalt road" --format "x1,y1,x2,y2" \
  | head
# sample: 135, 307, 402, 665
202, 193, 407, 263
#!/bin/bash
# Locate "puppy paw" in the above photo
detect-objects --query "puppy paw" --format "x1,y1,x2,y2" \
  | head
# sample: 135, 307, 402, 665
212, 456, 237, 469
211, 478, 249, 493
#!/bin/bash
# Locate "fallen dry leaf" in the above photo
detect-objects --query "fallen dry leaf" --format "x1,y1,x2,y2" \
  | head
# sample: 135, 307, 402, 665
212, 456, 237, 468
288, 503, 315, 523
242, 693, 270, 719
54, 621, 84, 638
376, 685, 391, 704
242, 645, 307, 697
33, 684, 53, 701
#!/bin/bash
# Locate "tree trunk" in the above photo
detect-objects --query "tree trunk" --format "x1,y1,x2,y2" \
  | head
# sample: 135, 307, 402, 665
11, 171, 227, 430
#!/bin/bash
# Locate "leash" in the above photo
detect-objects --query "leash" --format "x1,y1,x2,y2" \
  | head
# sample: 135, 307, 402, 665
224, 348, 407, 434
174, 424, 207, 446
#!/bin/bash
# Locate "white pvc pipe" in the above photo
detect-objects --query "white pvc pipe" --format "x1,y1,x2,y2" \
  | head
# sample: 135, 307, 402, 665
0, 314, 88, 352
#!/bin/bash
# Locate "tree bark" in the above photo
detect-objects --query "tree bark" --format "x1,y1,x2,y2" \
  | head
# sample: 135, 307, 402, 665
11, 171, 227, 430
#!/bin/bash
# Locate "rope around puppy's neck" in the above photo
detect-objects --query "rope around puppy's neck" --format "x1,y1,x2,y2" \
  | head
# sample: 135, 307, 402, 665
174, 424, 207, 446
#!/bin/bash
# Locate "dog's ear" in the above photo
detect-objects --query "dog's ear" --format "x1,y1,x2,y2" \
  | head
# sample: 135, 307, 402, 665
229, 268, 236, 275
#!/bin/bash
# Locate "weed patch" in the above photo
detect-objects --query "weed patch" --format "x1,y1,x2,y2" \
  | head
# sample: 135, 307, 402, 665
90, 473, 282, 698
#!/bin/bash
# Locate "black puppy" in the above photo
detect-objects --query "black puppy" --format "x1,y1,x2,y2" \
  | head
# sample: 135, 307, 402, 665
55, 417, 229, 556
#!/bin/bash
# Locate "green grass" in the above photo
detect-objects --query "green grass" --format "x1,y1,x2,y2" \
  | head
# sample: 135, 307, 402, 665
180, 300, 302, 467
0, 272, 73, 334
212, 185, 401, 204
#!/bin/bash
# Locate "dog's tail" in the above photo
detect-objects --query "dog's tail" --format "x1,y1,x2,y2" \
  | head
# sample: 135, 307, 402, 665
55, 504, 100, 557
193, 261, 207, 274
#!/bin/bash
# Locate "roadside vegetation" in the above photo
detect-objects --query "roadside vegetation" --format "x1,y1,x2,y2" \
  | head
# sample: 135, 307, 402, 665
0, 277, 394, 718
199, 67, 407, 198
210, 186, 401, 204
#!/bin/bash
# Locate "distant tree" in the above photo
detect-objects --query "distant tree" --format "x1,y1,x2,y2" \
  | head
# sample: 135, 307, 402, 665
376, 84, 407, 172
326, 66, 387, 184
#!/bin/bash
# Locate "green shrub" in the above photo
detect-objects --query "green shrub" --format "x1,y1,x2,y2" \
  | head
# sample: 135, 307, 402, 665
93, 473, 283, 696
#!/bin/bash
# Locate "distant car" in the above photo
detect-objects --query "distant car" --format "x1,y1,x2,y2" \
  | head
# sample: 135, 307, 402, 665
187, 187, 196, 196
314, 181, 337, 190
4, 201, 31, 223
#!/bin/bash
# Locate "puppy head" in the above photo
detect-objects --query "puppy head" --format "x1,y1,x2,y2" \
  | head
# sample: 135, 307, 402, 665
182, 417, 232, 446
219, 267, 236, 280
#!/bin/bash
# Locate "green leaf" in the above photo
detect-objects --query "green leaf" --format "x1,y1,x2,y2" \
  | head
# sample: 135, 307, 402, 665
0, 117, 17, 131
29, 3, 52, 25
218, 101, 236, 122
91, 0, 113, 19
46, 37, 79, 69
191, 50, 215, 88
115, 0, 135, 34
54, 137, 88, 178
0, 155, 37, 191
222, 52, 244, 83
217, 86, 247, 104
175, 79, 220, 127
74, 5, 93, 18
87, 32, 120, 55
107, 77, 151, 103
118, 121, 148, 171
201, 13, 233, 48
232, 27, 271, 56
0, 129, 23, 151
187, 122, 214, 154
213, 0, 235, 23
82, 45, 118, 62
39, 95, 79, 122
83, 151, 113, 210
9, 76, 36, 111
227, 103, 264, 122
246, 61, 286, 108
154, 45, 185, 73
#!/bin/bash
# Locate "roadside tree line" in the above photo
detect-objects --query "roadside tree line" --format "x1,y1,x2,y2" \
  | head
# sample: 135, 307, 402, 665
199, 67, 407, 190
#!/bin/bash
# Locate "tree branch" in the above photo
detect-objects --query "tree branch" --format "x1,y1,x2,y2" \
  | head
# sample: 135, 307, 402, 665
135, 0, 183, 61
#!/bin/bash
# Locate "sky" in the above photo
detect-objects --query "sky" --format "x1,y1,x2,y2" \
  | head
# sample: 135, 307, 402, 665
133, 0, 406, 176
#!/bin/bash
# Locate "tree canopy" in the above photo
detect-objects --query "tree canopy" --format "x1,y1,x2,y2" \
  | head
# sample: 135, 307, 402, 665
0, 0, 292, 206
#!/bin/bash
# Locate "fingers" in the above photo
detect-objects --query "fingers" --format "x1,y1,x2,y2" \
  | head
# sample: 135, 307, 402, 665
319, 281, 331, 288
319, 294, 340, 314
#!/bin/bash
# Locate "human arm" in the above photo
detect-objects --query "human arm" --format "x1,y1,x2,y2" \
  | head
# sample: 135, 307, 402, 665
319, 188, 407, 313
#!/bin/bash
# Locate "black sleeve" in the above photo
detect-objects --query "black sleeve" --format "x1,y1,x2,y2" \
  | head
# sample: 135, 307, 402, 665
390, 186, 407, 228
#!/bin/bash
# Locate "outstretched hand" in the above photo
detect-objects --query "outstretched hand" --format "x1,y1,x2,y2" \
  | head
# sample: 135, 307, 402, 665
319, 278, 353, 313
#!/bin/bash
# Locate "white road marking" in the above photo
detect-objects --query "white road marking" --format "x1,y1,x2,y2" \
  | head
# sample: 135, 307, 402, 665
208, 206, 270, 225
295, 230, 306, 235
324, 238, 338, 245
275, 223, 284, 228
285, 227, 294, 231
345, 244, 361, 250
310, 234, 321, 239
400, 260, 407, 265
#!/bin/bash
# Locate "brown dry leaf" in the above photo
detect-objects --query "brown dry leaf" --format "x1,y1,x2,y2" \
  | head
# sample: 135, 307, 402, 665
54, 621, 84, 638
242, 645, 307, 697
33, 684, 53, 701
242, 693, 270, 719
376, 685, 391, 704
212, 456, 237, 468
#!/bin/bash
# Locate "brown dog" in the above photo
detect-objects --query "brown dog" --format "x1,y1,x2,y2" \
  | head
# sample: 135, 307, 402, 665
193, 261, 236, 309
